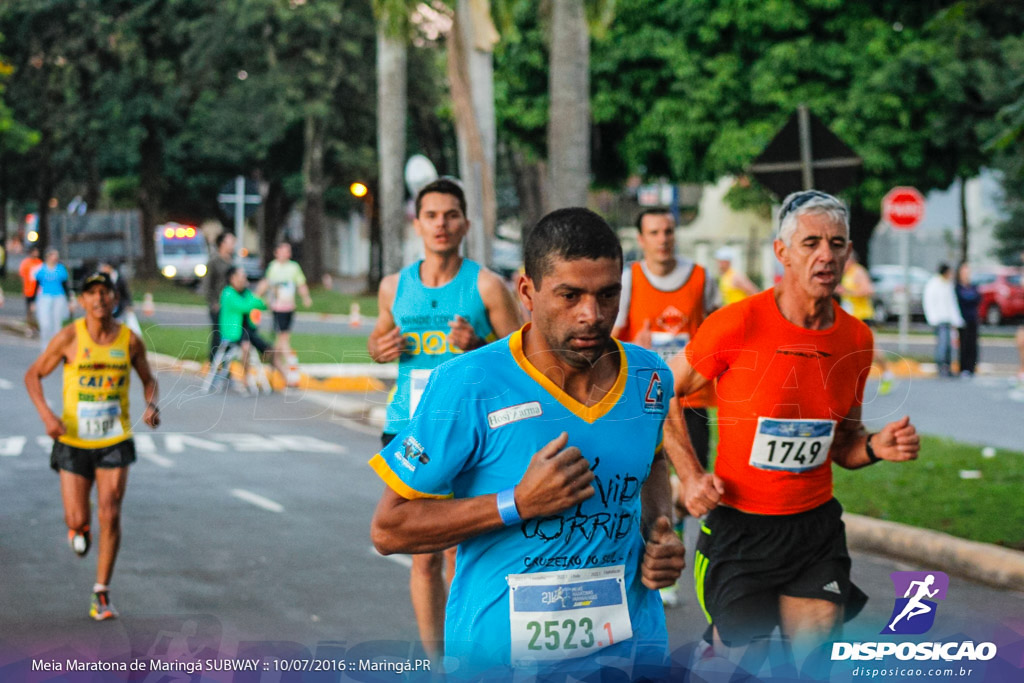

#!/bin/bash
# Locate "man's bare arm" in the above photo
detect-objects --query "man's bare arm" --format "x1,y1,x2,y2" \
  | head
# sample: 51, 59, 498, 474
448, 270, 523, 351
24, 326, 75, 439
371, 432, 593, 554
639, 447, 686, 589
831, 403, 920, 470
130, 331, 161, 429
367, 274, 404, 363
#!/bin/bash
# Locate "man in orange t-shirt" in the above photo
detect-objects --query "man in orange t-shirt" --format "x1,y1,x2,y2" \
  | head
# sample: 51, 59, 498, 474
19, 246, 43, 335
665, 191, 921, 672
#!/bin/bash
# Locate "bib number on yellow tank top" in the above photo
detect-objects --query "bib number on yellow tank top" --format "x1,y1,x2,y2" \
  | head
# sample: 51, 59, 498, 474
77, 400, 124, 441
507, 565, 632, 665
748, 417, 835, 472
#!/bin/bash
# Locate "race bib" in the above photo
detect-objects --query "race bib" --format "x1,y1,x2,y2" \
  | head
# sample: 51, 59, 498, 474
77, 400, 124, 441
649, 332, 690, 363
508, 565, 632, 665
408, 368, 432, 418
748, 417, 834, 472
272, 281, 296, 310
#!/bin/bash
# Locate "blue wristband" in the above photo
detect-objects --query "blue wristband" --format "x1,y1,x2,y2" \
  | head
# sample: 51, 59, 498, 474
496, 487, 521, 526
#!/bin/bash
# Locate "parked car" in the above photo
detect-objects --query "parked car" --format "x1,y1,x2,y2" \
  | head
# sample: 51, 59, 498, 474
238, 248, 264, 282
869, 265, 931, 323
974, 267, 1024, 325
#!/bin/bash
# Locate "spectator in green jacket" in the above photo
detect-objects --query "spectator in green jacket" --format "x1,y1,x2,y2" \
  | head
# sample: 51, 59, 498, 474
218, 266, 285, 380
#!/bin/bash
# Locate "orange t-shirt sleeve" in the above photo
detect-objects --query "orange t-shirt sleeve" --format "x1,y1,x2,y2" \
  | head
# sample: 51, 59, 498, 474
685, 305, 742, 382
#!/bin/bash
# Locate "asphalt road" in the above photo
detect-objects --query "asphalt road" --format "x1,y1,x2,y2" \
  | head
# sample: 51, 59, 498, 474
1, 328, 1022, 680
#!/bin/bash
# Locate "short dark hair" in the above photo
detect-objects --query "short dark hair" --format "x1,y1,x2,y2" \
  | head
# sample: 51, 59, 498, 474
415, 178, 467, 218
937, 262, 951, 277
635, 207, 673, 232
524, 208, 623, 287
216, 232, 234, 248
226, 265, 244, 281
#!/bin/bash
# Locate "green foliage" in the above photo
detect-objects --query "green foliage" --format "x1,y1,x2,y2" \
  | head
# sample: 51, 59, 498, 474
497, 0, 1024, 225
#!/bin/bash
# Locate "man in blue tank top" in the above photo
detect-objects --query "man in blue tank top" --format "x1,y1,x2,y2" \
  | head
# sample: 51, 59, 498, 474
370, 208, 686, 678
368, 178, 522, 660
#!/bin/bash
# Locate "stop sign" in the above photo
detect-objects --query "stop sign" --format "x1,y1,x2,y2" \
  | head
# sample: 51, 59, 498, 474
882, 187, 925, 230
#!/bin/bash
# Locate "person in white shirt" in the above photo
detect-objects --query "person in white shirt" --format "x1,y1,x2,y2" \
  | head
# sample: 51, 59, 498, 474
256, 242, 312, 370
922, 263, 964, 377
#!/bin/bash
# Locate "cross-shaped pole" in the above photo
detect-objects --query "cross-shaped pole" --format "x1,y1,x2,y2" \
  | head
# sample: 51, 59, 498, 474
217, 175, 261, 236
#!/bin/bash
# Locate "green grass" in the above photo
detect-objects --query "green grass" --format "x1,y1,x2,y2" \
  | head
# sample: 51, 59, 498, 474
140, 321, 372, 364
136, 278, 379, 316
832, 435, 1024, 549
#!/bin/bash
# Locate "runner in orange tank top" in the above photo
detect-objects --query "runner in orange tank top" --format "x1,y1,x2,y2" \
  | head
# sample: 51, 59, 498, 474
664, 191, 921, 676
613, 207, 718, 608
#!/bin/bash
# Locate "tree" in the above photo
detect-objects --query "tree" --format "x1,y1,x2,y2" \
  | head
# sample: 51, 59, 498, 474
546, 0, 590, 210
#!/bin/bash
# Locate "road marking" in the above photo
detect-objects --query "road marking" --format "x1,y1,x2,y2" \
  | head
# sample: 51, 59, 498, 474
330, 416, 381, 436
165, 434, 227, 453
140, 451, 174, 468
0, 436, 27, 456
0, 378, 13, 390
231, 488, 285, 513
370, 546, 412, 568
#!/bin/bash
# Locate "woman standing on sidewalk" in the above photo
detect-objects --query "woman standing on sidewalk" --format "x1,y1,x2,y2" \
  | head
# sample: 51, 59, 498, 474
955, 262, 981, 377
33, 248, 72, 349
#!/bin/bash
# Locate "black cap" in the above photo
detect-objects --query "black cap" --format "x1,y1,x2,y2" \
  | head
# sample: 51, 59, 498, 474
81, 271, 114, 292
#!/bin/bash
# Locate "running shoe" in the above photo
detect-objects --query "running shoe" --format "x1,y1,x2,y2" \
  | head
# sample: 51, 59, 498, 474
90, 591, 118, 621
68, 527, 91, 557
659, 582, 680, 608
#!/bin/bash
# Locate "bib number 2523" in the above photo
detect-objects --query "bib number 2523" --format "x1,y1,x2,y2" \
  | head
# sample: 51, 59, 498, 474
508, 565, 632, 665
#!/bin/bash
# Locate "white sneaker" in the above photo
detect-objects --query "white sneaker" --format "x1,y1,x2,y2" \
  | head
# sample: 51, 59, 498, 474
659, 583, 680, 608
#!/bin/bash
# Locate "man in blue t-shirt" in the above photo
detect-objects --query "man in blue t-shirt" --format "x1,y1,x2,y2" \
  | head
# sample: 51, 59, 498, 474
370, 208, 685, 677
367, 178, 522, 660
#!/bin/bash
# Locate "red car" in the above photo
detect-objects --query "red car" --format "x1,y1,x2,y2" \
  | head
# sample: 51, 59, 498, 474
975, 267, 1024, 325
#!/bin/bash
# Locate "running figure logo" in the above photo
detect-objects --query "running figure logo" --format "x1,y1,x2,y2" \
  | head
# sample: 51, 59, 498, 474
882, 571, 949, 635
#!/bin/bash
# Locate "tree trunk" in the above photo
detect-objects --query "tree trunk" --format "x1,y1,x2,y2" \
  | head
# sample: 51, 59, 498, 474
449, 0, 498, 267
546, 0, 590, 211
377, 27, 408, 280
262, 178, 290, 267
510, 147, 547, 239
301, 113, 326, 284
959, 176, 969, 265
136, 118, 162, 278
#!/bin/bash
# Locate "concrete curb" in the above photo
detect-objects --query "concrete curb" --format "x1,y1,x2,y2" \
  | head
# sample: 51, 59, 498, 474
146, 351, 387, 393
844, 513, 1024, 592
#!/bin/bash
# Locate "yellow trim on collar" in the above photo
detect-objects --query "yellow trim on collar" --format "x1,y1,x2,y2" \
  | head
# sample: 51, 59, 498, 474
368, 453, 453, 500
508, 324, 627, 424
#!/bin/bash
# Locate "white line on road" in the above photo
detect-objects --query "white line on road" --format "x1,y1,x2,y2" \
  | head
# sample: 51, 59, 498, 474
139, 451, 174, 468
0, 378, 13, 389
370, 546, 412, 568
230, 488, 285, 513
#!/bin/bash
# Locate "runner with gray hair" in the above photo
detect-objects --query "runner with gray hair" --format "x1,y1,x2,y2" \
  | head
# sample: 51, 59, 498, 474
777, 190, 850, 246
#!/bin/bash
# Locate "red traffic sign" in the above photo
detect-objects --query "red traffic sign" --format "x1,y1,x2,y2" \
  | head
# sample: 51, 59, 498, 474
882, 186, 925, 230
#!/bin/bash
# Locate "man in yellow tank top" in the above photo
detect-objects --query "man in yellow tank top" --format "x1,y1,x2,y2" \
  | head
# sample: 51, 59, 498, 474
837, 251, 893, 395
25, 271, 160, 621
715, 247, 759, 306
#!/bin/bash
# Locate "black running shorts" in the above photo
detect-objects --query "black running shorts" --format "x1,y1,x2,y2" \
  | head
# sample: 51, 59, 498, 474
273, 311, 294, 333
50, 439, 137, 478
693, 497, 867, 646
